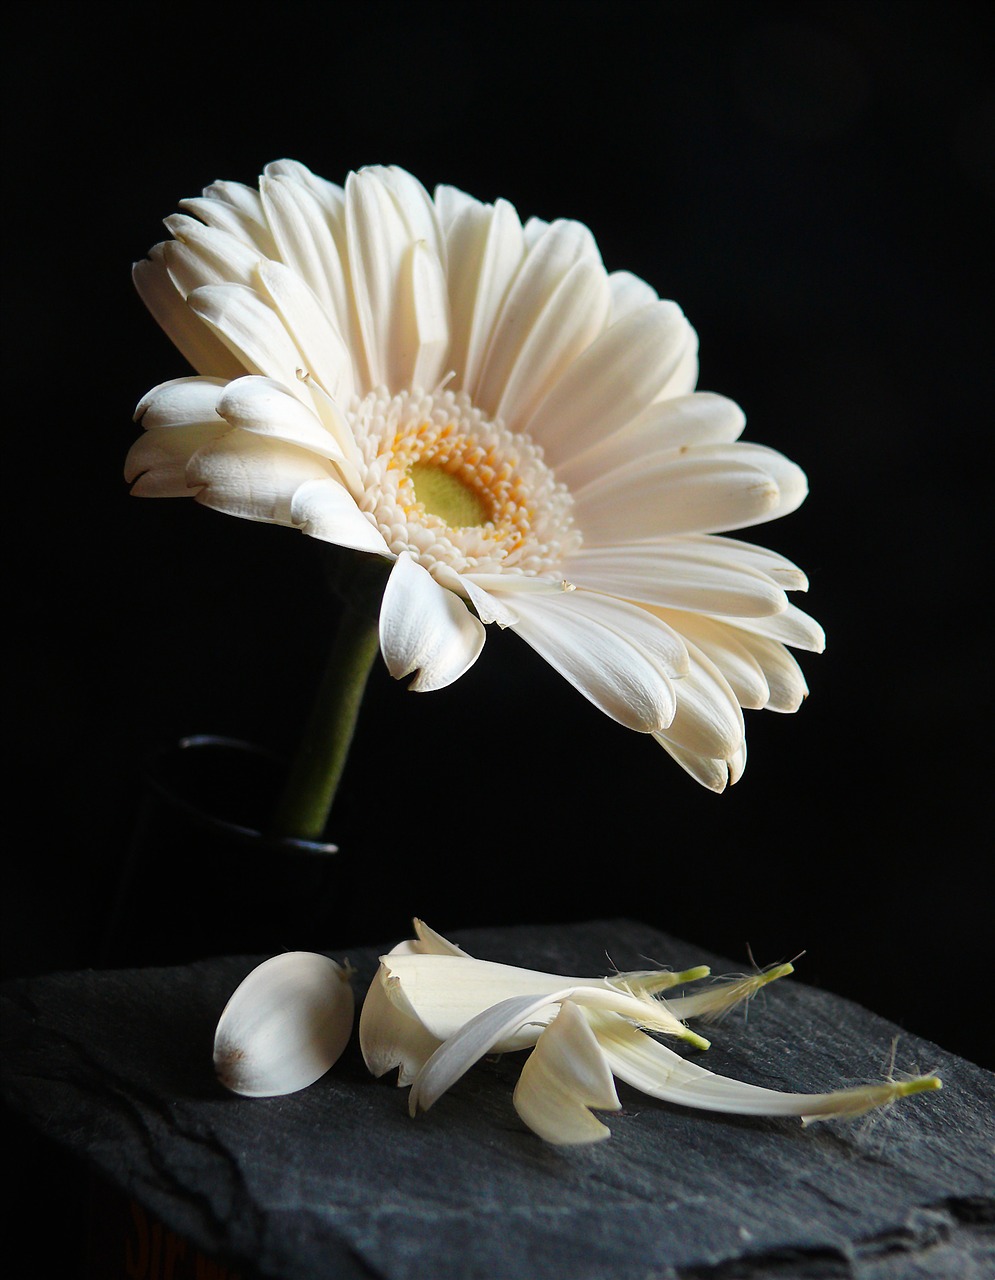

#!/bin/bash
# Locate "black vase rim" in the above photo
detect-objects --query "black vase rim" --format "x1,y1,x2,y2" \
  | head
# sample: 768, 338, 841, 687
143, 733, 340, 858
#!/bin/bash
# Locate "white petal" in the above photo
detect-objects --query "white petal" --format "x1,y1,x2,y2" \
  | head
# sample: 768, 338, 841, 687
597, 1015, 941, 1123
607, 270, 659, 323
513, 1001, 620, 1145
133, 251, 244, 379
213, 952, 354, 1098
565, 542, 789, 618
379, 953, 701, 1048
658, 611, 771, 709
525, 301, 695, 467
186, 283, 313, 390
359, 963, 443, 1087
217, 375, 346, 463
652, 640, 745, 762
443, 197, 525, 396
187, 431, 338, 524
379, 553, 485, 691
128, 377, 229, 495
507, 589, 684, 732
393, 240, 450, 392
260, 173, 352, 328
409, 983, 705, 1117
183, 179, 277, 256
473, 218, 604, 418
490, 259, 611, 431
253, 260, 356, 402
289, 479, 392, 553
555, 391, 746, 492
572, 446, 786, 544
126, 423, 228, 496
368, 165, 447, 269
161, 215, 261, 296
133, 376, 228, 430
344, 168, 414, 390
718, 602, 826, 654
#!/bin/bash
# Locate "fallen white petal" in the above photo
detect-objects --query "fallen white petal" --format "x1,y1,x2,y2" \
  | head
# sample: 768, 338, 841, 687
513, 1000, 621, 1145
213, 951, 354, 1097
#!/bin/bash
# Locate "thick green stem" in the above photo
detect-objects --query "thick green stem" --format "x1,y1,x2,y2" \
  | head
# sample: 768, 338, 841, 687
269, 606, 382, 842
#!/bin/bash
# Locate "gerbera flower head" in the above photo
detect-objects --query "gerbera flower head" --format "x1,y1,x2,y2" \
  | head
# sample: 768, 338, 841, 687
127, 161, 823, 790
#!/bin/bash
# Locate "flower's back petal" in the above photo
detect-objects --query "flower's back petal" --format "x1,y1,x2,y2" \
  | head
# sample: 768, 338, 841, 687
379, 553, 485, 692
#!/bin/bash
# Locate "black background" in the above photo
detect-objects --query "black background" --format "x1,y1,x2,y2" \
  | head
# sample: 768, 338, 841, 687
5, 2, 992, 1070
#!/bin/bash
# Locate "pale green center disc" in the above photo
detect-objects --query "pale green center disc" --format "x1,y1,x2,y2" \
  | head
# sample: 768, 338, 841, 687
409, 462, 489, 528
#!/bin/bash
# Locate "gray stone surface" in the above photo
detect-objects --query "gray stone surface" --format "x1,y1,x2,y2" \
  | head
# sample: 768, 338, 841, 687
2, 918, 993, 1278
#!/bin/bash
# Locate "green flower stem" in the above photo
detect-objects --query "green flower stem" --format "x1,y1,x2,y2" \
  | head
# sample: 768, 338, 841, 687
270, 604, 382, 842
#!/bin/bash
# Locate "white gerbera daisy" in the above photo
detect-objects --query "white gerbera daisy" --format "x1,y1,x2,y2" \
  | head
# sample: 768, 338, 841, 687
127, 161, 823, 808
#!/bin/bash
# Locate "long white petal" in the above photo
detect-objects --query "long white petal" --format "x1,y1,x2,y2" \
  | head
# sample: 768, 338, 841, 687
607, 271, 659, 323
161, 215, 261, 295
345, 168, 413, 390
259, 173, 351, 328
409, 984, 706, 1117
716, 602, 826, 654
379, 553, 485, 691
394, 240, 450, 392
572, 447, 786, 543
253, 261, 356, 403
380, 954, 703, 1048
186, 283, 313, 392
506, 589, 683, 732
491, 259, 611, 432
513, 1001, 621, 1145
555, 392, 746, 492
525, 300, 694, 467
473, 218, 603, 418
597, 1015, 940, 1123
359, 964, 444, 1087
133, 376, 229, 430
652, 640, 745, 762
133, 251, 244, 379
565, 542, 789, 618
443, 197, 525, 395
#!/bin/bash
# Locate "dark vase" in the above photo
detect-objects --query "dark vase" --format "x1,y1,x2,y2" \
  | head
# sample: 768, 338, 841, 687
100, 735, 346, 968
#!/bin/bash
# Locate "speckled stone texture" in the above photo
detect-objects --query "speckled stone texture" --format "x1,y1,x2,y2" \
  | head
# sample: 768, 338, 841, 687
2, 919, 993, 1278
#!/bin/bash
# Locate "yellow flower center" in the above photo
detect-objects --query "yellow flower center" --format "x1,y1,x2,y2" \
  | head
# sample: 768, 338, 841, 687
407, 460, 490, 528
351, 387, 581, 578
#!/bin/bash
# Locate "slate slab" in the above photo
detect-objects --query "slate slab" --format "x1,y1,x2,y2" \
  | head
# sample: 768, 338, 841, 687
2, 918, 993, 1278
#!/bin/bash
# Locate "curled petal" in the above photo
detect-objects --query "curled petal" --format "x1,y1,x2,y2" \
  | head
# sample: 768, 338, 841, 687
379, 553, 485, 691
513, 1000, 621, 1145
213, 952, 354, 1097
